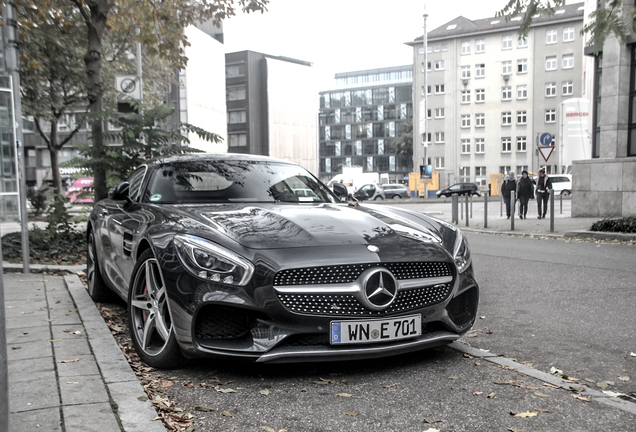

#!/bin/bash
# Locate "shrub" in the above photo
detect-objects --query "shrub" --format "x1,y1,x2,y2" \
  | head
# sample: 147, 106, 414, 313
590, 217, 636, 233
27, 184, 51, 217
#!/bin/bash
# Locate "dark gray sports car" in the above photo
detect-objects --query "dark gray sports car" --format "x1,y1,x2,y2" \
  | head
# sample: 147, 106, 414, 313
87, 154, 479, 369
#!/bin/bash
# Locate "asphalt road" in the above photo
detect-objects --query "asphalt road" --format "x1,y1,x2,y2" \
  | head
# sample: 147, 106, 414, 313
157, 233, 636, 431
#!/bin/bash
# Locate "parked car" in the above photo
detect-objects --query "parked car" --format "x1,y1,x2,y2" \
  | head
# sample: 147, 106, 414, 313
549, 174, 572, 196
87, 154, 479, 368
353, 183, 385, 201
436, 183, 481, 198
381, 183, 411, 199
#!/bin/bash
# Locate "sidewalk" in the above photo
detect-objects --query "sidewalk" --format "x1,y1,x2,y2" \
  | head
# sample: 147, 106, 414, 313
3, 272, 164, 432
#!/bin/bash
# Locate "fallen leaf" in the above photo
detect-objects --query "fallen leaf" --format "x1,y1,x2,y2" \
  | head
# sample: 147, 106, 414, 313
422, 429, 440, 432
570, 385, 586, 392
57, 358, 80, 363
596, 381, 610, 389
533, 392, 550, 398
584, 378, 595, 383
507, 429, 526, 432
260, 387, 272, 396
301, 387, 307, 392
384, 383, 397, 388
618, 376, 630, 381
137, 396, 148, 401
499, 365, 514, 371
475, 362, 482, 366
602, 390, 624, 397
487, 392, 496, 398
534, 408, 550, 412
215, 387, 236, 393
543, 383, 560, 389
467, 334, 478, 338
631, 352, 636, 357
473, 391, 483, 396
313, 378, 335, 385
463, 353, 474, 359
194, 406, 214, 412
342, 411, 359, 416
573, 395, 591, 402
11, 347, 21, 350
549, 367, 563, 375
221, 411, 233, 417
336, 393, 354, 397
160, 380, 174, 388
49, 338, 63, 342
423, 418, 442, 423
448, 375, 459, 380
67, 382, 79, 385
451, 387, 466, 390
514, 411, 538, 418
260, 427, 275, 432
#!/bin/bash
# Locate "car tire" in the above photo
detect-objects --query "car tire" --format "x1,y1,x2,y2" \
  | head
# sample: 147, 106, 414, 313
128, 249, 185, 369
374, 196, 384, 200
561, 190, 571, 196
86, 231, 113, 303
392, 195, 401, 199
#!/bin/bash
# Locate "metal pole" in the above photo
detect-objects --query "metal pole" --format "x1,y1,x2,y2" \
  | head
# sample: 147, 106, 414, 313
136, 28, 143, 103
0, 240, 7, 432
460, 195, 463, 219
465, 194, 469, 227
510, 191, 515, 230
550, 191, 555, 233
560, 193, 563, 214
452, 194, 458, 224
422, 9, 428, 168
500, 193, 503, 217
484, 192, 488, 228
470, 194, 473, 218
2, 3, 28, 274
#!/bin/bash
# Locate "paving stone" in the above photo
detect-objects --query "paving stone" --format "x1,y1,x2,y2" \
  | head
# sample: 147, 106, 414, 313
59, 375, 110, 405
9, 407, 62, 432
63, 403, 121, 432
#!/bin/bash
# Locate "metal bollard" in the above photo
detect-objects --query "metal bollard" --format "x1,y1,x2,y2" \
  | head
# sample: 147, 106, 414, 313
484, 193, 488, 228
452, 194, 458, 224
460, 195, 464, 219
560, 193, 563, 214
470, 195, 473, 218
510, 191, 515, 231
500, 194, 503, 216
465, 194, 469, 227
550, 191, 555, 233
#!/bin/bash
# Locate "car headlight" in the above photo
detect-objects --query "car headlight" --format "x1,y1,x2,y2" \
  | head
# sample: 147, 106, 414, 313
453, 230, 471, 273
173, 234, 254, 286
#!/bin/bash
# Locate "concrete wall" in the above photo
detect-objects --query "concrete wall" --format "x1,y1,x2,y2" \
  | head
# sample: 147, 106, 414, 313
572, 158, 636, 217
183, 26, 227, 153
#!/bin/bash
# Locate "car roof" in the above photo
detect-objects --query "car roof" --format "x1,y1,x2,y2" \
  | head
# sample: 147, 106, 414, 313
146, 153, 294, 166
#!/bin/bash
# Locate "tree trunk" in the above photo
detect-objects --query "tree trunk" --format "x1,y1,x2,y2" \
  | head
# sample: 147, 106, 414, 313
83, 0, 111, 203
48, 122, 64, 195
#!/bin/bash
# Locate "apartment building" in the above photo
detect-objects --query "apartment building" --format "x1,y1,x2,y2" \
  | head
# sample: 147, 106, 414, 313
317, 65, 414, 183
408, 3, 585, 189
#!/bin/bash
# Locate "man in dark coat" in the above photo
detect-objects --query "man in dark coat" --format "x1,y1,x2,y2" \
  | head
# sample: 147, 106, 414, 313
516, 170, 534, 219
501, 171, 517, 219
535, 168, 553, 219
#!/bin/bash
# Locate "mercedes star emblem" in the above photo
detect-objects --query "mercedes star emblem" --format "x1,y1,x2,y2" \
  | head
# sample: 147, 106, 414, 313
360, 267, 398, 311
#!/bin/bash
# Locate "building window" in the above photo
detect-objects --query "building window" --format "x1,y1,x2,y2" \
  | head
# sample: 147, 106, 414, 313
476, 39, 485, 53
427, 109, 432, 119
435, 84, 445, 94
502, 35, 513, 50
475, 64, 485, 78
461, 66, 471, 79
227, 86, 246, 101
517, 110, 527, 124
545, 109, 556, 123
459, 166, 471, 182
517, 85, 528, 100
517, 59, 527, 74
475, 113, 485, 127
546, 29, 558, 44
546, 56, 557, 71
475, 166, 487, 185
499, 166, 512, 175
434, 45, 440, 52
435, 157, 445, 169
441, 43, 448, 51
461, 114, 471, 128
427, 61, 432, 71
461, 41, 471, 54
229, 133, 247, 147
546, 82, 557, 97
502, 61, 512, 75
518, 37, 528, 48
461, 139, 471, 154
226, 64, 246, 78
461, 90, 471, 104
517, 136, 527, 152
435, 108, 445, 118
562, 54, 574, 69
427, 85, 432, 95
228, 110, 246, 124
435, 60, 445, 70
502, 112, 512, 125
475, 139, 485, 153
516, 165, 529, 174
475, 89, 485, 103
502, 86, 512, 101
562, 80, 573, 95
435, 132, 445, 143
563, 27, 575, 42
502, 137, 512, 152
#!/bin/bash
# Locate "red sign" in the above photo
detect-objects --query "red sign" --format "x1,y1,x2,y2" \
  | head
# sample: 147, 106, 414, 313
538, 146, 555, 162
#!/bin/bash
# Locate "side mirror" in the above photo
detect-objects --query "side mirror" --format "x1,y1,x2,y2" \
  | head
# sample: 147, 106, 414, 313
109, 182, 131, 202
332, 182, 348, 199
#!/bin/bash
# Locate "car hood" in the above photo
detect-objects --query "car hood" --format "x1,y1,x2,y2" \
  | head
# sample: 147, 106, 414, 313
171, 203, 444, 250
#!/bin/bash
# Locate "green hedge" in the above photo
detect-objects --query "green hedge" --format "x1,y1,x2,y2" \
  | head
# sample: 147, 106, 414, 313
590, 217, 636, 234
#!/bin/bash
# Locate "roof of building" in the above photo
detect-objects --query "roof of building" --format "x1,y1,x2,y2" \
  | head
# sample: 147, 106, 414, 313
409, 2, 584, 43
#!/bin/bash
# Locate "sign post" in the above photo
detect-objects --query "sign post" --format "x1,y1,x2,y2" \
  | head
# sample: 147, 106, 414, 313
538, 132, 554, 166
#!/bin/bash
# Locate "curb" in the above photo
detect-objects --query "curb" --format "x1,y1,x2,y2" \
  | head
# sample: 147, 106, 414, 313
563, 230, 636, 241
64, 274, 166, 432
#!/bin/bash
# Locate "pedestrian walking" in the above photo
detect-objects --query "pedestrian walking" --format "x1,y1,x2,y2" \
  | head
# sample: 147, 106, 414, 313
516, 170, 534, 219
501, 170, 517, 219
535, 168, 553, 219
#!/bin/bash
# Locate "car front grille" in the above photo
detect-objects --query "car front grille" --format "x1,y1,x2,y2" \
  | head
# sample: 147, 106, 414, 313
277, 282, 453, 317
274, 262, 452, 286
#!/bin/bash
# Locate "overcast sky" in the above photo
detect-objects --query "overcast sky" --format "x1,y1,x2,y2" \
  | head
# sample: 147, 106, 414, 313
221, 0, 521, 89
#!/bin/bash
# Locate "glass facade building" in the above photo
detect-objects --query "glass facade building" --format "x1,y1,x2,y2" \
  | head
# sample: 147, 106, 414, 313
318, 66, 413, 183
0, 31, 18, 221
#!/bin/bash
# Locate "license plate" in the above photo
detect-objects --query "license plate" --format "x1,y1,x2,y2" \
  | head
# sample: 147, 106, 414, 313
330, 314, 422, 344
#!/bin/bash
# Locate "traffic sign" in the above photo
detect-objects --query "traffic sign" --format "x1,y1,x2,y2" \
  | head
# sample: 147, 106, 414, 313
540, 132, 553, 146
538, 146, 555, 162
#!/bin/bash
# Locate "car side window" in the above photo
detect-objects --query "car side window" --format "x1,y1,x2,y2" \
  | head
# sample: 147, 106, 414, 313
127, 166, 147, 202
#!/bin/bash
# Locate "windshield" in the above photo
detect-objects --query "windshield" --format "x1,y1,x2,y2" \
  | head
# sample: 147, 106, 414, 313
143, 159, 338, 204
